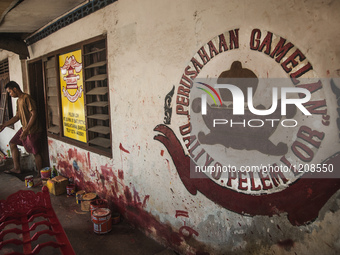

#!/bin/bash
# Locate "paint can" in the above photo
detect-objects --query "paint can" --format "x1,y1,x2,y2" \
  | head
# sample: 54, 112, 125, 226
25, 175, 34, 188
112, 212, 121, 224
40, 167, 51, 179
92, 208, 112, 234
66, 184, 76, 196
81, 193, 97, 211
90, 199, 108, 216
76, 190, 86, 204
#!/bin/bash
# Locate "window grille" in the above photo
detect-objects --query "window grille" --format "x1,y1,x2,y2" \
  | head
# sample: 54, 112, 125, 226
43, 37, 111, 157
0, 59, 12, 125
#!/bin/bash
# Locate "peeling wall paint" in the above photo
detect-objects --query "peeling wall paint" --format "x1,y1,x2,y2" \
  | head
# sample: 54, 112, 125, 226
2, 0, 340, 254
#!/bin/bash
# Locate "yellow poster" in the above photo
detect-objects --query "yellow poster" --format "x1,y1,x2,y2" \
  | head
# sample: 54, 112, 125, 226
59, 49, 87, 143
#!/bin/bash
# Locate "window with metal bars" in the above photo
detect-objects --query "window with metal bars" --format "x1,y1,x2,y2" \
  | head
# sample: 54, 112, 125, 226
83, 39, 111, 153
43, 36, 112, 157
45, 56, 60, 135
0, 59, 13, 126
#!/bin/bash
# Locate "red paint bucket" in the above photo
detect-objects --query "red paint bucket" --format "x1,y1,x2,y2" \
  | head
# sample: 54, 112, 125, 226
90, 199, 108, 216
66, 184, 76, 196
25, 175, 34, 188
81, 193, 97, 211
92, 208, 112, 234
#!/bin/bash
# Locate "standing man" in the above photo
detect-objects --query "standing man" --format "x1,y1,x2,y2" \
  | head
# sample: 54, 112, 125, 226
0, 81, 42, 175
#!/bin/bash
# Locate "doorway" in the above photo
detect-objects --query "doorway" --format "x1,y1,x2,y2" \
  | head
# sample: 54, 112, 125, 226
28, 60, 49, 170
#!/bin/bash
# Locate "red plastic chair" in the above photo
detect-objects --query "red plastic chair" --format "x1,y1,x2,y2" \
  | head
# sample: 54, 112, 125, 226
0, 186, 75, 255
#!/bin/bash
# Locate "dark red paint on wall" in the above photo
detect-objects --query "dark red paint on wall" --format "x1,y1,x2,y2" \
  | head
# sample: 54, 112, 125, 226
55, 147, 194, 254
118, 169, 124, 179
119, 143, 130, 154
154, 124, 340, 226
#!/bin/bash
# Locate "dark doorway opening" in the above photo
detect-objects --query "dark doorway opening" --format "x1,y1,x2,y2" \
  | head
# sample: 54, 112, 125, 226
28, 60, 49, 170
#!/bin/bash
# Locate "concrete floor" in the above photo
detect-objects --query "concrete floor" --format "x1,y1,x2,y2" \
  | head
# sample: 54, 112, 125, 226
0, 166, 177, 255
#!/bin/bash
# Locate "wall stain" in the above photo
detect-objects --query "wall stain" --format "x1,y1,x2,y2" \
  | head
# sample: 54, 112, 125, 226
119, 143, 130, 153
55, 149, 204, 254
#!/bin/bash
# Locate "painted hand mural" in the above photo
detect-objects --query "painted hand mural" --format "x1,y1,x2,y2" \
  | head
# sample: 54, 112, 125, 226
154, 124, 340, 226
155, 28, 340, 227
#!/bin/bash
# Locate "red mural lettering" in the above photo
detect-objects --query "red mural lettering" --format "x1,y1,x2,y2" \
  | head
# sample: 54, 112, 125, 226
226, 170, 237, 187
184, 66, 198, 80
281, 49, 306, 73
270, 37, 294, 63
291, 141, 314, 162
269, 164, 288, 187
250, 28, 261, 50
290, 62, 313, 84
238, 171, 248, 190
204, 153, 214, 167
258, 170, 273, 190
177, 86, 190, 97
176, 105, 188, 115
154, 124, 340, 226
175, 210, 189, 218
218, 33, 228, 52
198, 46, 210, 65
179, 122, 191, 136
297, 126, 324, 148
258, 31, 273, 55
208, 40, 219, 58
176, 95, 189, 106
229, 29, 239, 49
191, 57, 203, 73
194, 148, 205, 162
322, 114, 330, 126
211, 162, 222, 180
303, 100, 327, 115
248, 171, 261, 191
297, 80, 322, 95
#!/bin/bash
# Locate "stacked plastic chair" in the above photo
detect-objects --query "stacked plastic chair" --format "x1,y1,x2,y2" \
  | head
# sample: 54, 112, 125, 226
0, 186, 75, 255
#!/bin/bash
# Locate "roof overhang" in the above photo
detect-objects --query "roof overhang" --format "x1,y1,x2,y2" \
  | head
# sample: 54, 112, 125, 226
0, 0, 86, 58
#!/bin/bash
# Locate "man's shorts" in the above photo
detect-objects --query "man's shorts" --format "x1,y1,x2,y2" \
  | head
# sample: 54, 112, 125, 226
9, 128, 42, 155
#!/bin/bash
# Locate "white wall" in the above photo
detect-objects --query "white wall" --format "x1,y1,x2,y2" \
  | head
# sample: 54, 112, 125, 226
0, 51, 25, 152
3, 0, 340, 254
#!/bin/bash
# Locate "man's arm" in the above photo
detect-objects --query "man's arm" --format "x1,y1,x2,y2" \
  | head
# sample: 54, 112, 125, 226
0, 115, 20, 132
20, 109, 37, 140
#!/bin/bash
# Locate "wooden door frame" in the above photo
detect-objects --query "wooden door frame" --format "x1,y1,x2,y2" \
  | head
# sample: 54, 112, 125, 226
27, 60, 50, 169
